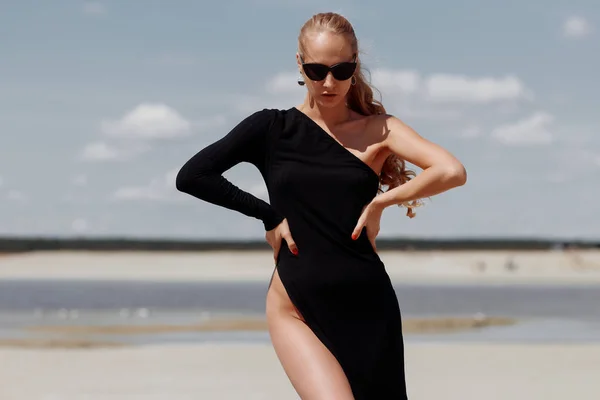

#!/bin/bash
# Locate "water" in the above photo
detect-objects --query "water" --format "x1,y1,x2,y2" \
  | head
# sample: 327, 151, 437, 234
1, 279, 599, 318
0, 279, 598, 345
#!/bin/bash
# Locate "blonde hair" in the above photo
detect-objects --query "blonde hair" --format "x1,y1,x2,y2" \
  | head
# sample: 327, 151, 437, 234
298, 12, 421, 218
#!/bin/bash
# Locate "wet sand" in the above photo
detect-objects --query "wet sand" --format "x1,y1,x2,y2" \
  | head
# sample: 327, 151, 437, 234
25, 314, 514, 335
0, 315, 516, 349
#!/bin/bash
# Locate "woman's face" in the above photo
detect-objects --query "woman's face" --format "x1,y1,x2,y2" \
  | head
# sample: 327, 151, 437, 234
297, 31, 356, 109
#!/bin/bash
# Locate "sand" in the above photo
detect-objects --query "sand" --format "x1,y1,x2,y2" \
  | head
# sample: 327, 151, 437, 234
0, 315, 516, 350
1, 249, 600, 284
1, 342, 599, 399
1, 250, 599, 399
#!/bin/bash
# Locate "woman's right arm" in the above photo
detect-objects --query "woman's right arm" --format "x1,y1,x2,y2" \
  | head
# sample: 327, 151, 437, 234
175, 109, 285, 231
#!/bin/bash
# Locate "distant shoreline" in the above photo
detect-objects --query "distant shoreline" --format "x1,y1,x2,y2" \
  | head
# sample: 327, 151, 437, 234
1, 236, 598, 253
0, 315, 517, 350
2, 249, 600, 285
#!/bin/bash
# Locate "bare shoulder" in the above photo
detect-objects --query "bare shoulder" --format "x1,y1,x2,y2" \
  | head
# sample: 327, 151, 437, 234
362, 113, 405, 152
368, 113, 466, 173
365, 113, 417, 139
355, 112, 389, 142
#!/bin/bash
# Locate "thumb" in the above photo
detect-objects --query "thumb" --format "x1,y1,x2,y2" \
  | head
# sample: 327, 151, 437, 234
369, 236, 377, 252
285, 234, 299, 256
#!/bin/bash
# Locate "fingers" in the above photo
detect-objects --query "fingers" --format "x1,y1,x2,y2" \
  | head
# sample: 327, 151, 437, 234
273, 242, 280, 264
353, 225, 378, 252
267, 219, 298, 260
284, 233, 299, 256
267, 231, 279, 264
351, 225, 363, 240
369, 236, 378, 253
352, 212, 366, 240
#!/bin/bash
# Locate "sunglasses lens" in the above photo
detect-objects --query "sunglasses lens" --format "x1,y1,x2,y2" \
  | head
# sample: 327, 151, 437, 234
303, 64, 328, 81
302, 61, 357, 81
303, 62, 356, 81
331, 62, 357, 80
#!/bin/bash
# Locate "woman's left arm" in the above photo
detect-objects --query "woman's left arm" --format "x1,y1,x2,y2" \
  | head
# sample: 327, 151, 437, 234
373, 115, 467, 209
351, 115, 467, 249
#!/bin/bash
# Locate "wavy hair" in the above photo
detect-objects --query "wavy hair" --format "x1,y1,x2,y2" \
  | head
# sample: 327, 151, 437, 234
298, 12, 421, 217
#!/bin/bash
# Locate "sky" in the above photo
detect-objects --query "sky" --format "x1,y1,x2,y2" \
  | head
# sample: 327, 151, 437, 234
1, 0, 598, 240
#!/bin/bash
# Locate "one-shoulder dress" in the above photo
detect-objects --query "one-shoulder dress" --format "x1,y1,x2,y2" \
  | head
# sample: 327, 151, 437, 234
176, 107, 408, 399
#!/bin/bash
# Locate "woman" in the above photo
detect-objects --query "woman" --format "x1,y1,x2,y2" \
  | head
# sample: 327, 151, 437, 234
176, 12, 466, 400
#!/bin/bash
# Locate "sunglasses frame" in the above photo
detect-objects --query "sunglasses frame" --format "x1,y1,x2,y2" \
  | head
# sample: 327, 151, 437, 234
299, 54, 358, 82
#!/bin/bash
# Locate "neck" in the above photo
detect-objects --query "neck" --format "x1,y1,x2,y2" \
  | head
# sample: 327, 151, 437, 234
299, 94, 351, 126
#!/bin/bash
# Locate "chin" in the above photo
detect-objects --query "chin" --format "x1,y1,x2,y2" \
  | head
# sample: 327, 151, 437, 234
316, 96, 344, 108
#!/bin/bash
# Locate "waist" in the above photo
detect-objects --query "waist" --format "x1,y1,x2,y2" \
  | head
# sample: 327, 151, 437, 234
280, 229, 381, 263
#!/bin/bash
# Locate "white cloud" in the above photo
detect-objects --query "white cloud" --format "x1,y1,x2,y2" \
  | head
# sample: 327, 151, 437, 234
78, 103, 200, 163
112, 168, 185, 202
7, 190, 27, 203
566, 149, 600, 169
113, 170, 271, 204
266, 69, 531, 105
266, 72, 303, 94
82, 2, 106, 16
71, 218, 89, 234
461, 125, 482, 139
1, 179, 28, 204
424, 74, 530, 103
72, 174, 88, 186
80, 142, 118, 161
584, 153, 600, 168
563, 16, 593, 38
371, 69, 421, 94
266, 69, 421, 96
491, 112, 554, 146
101, 103, 192, 140
79, 141, 150, 162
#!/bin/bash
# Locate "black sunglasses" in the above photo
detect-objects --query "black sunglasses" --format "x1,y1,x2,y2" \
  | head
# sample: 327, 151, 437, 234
299, 54, 357, 82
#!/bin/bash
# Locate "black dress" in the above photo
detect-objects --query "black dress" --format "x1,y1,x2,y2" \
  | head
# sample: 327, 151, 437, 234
176, 107, 408, 399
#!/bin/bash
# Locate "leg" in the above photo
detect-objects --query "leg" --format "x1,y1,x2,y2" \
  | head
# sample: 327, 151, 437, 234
266, 268, 355, 400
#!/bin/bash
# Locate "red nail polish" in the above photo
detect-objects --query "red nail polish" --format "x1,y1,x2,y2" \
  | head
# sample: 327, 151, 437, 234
292, 249, 298, 255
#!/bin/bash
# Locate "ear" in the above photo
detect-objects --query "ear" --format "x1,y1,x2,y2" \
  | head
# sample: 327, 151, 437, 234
296, 53, 302, 70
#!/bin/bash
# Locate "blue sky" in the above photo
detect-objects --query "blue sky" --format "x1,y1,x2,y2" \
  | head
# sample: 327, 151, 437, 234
1, 0, 598, 239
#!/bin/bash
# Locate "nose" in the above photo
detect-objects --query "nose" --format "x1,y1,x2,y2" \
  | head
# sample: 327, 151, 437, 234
322, 72, 336, 88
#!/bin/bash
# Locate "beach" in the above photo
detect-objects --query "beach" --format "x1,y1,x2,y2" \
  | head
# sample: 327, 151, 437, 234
1, 342, 599, 399
1, 248, 600, 284
1, 249, 599, 399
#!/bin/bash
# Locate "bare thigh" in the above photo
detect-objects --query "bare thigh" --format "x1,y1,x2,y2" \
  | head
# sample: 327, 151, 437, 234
266, 267, 355, 400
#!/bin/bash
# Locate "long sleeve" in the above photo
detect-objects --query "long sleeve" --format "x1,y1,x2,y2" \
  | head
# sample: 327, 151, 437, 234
175, 109, 285, 231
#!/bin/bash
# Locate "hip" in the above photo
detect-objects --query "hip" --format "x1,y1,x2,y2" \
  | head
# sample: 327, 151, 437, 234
276, 245, 389, 287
